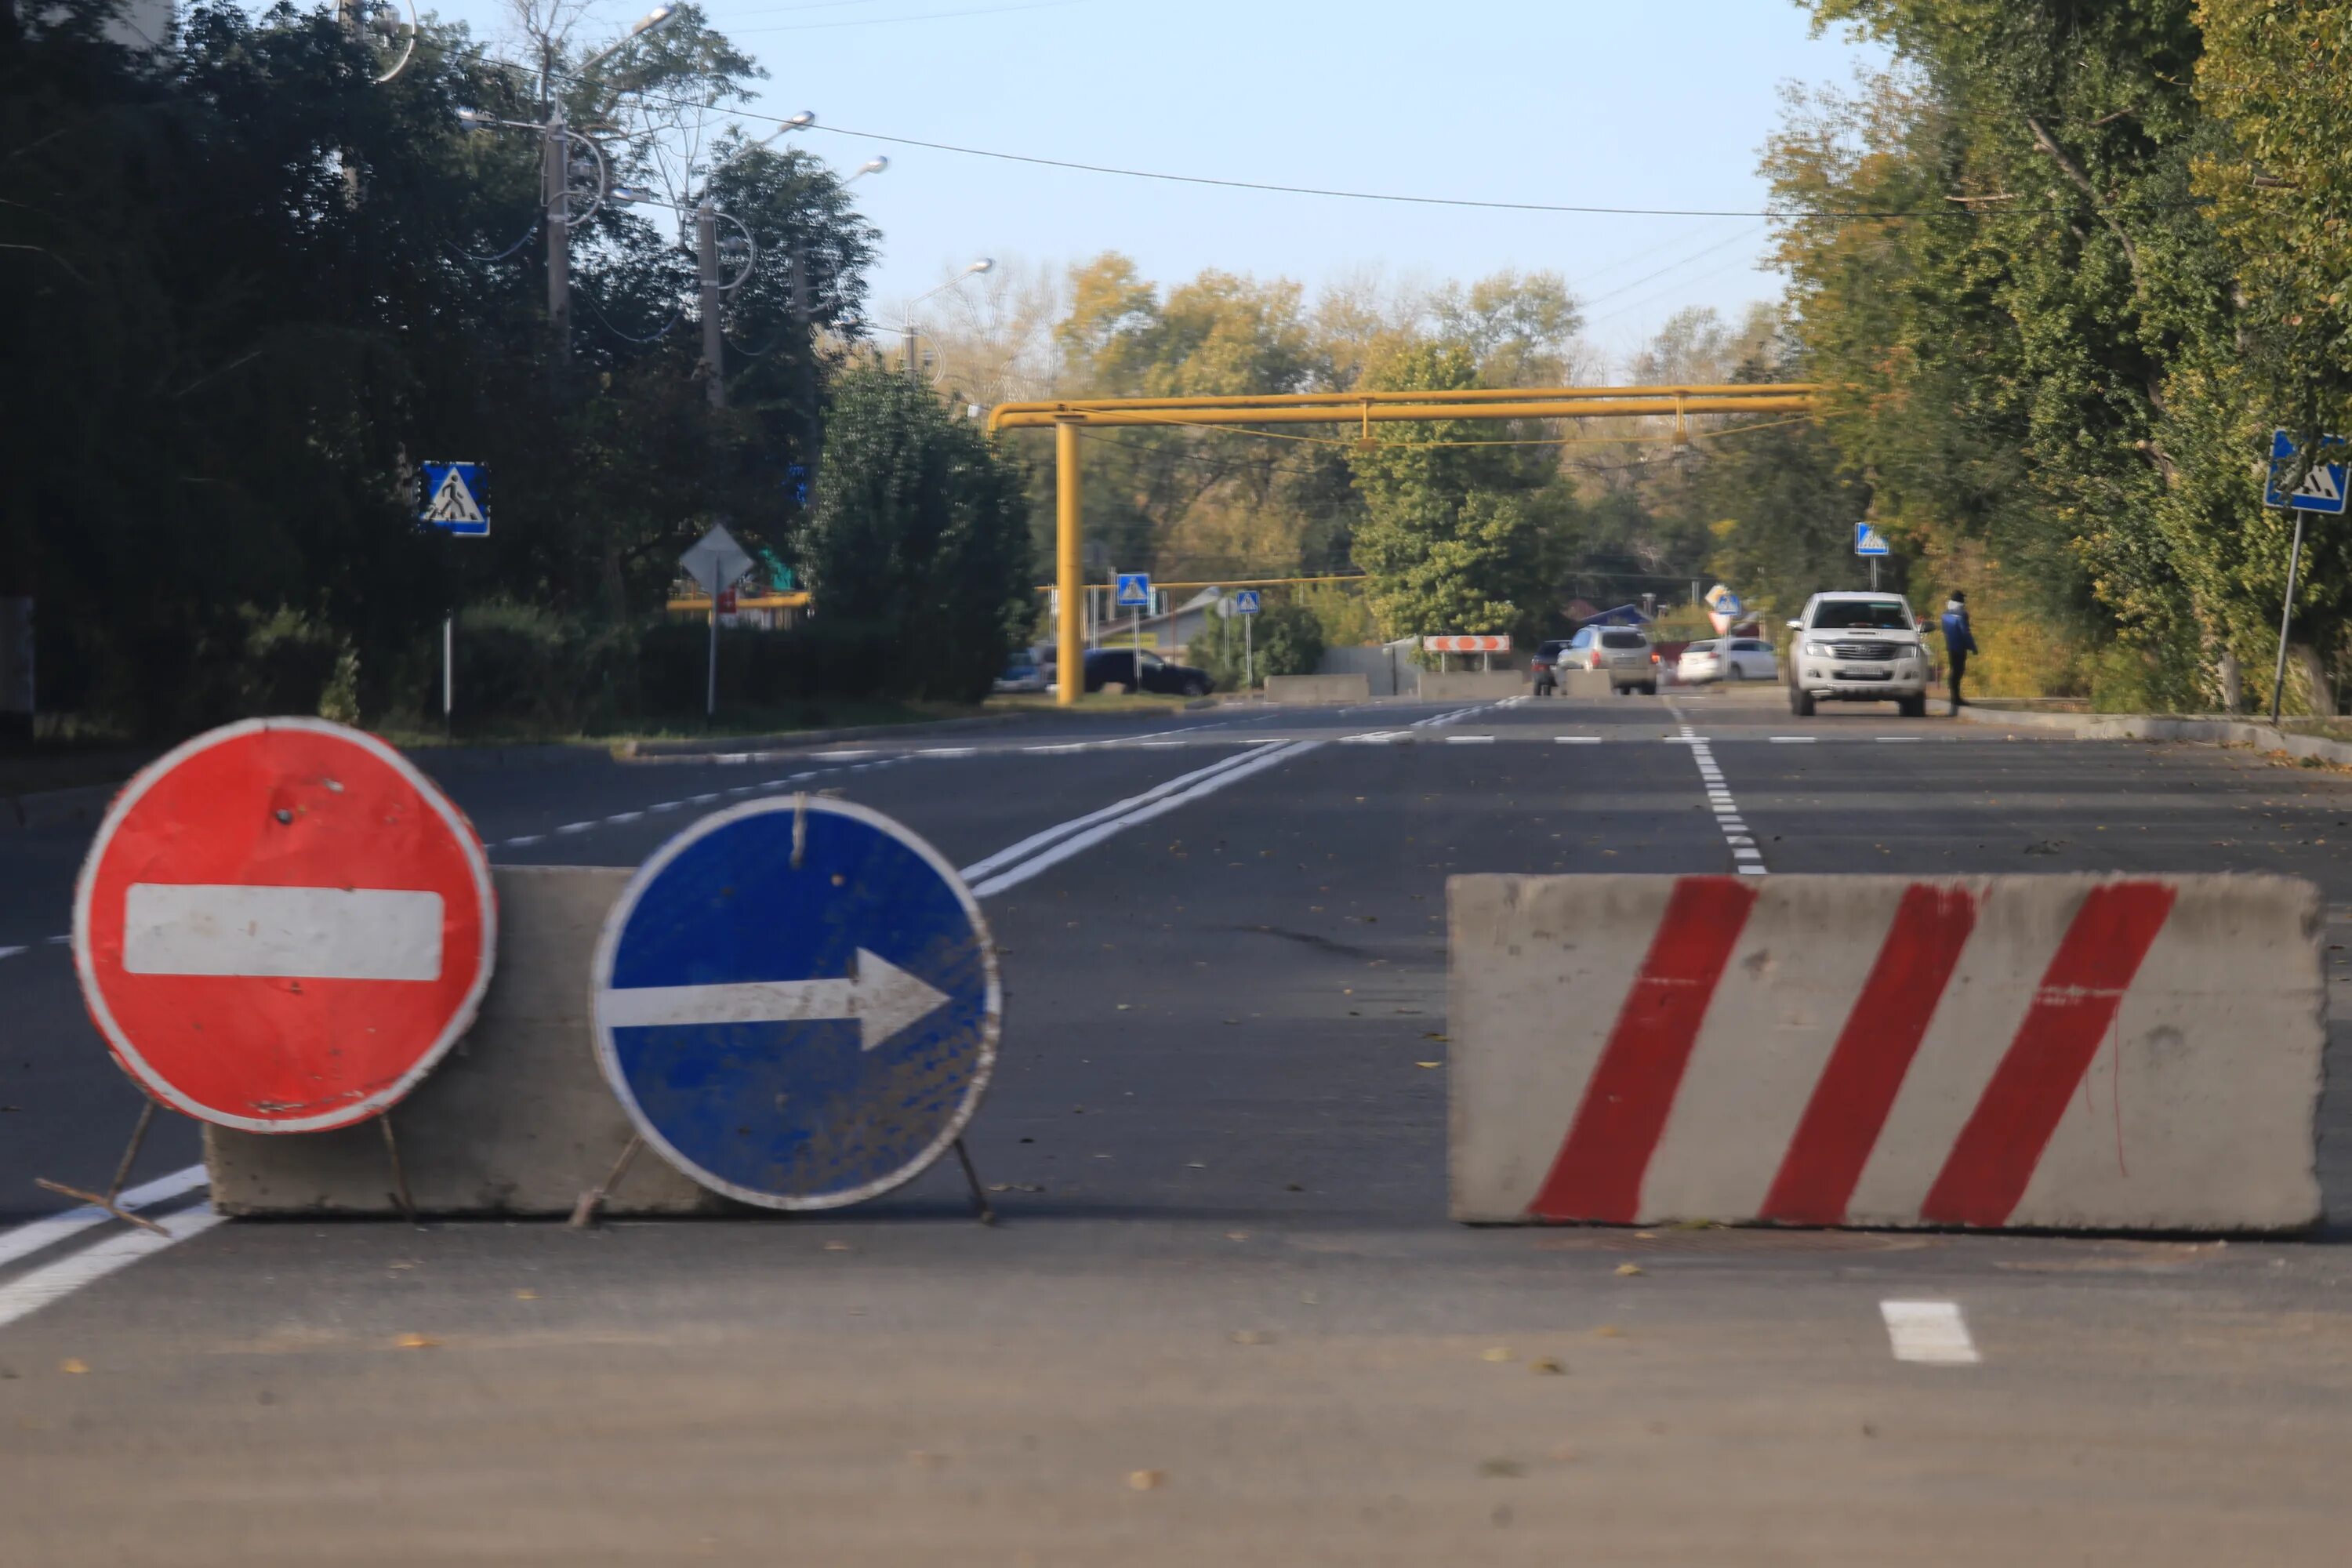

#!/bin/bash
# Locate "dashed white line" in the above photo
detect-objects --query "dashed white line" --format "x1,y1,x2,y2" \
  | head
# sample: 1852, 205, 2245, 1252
0, 1207, 230, 1332
554, 822, 594, 835
1444, 735, 1496, 746
1881, 1301, 1980, 1364
44, 934, 67, 946
1668, 702, 1768, 877
0, 946, 24, 962
1555, 735, 1602, 744
608, 811, 644, 823
1876, 736, 1923, 743
505, 834, 544, 847
1770, 735, 1816, 744
0, 1165, 209, 1272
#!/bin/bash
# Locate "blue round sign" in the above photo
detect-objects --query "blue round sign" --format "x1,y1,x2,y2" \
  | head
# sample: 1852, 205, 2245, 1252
591, 797, 1000, 1210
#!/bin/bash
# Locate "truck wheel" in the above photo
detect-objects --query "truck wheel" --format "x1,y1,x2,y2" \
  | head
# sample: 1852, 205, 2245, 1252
1791, 686, 1815, 717
1899, 693, 1927, 719
1640, 681, 1657, 696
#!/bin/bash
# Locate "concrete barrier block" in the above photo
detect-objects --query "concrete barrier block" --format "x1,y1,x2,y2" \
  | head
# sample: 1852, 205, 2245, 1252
205, 866, 724, 1217
1264, 673, 1371, 703
1449, 873, 2322, 1232
1419, 672, 1526, 701
1549, 670, 1617, 698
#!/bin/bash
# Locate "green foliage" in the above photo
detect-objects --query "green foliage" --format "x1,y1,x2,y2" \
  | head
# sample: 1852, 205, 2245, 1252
1189, 600, 1324, 691
1, 1, 880, 740
802, 365, 1035, 702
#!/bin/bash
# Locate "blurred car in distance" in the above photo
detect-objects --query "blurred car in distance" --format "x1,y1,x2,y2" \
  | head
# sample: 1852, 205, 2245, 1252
1563, 624, 1657, 695
1677, 637, 1780, 684
991, 648, 1049, 694
1041, 648, 1216, 697
1529, 637, 1575, 695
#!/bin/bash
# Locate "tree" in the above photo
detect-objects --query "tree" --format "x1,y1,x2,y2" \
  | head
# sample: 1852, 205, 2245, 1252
801, 365, 1033, 702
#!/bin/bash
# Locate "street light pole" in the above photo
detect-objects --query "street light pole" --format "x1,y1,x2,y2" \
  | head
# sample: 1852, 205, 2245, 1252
902, 258, 993, 381
695, 200, 723, 406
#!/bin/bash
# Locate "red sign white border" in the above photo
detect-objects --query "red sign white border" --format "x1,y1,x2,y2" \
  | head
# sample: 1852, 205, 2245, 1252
71, 717, 498, 1134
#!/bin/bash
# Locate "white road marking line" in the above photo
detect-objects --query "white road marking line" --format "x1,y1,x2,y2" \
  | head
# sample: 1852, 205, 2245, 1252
554, 822, 594, 835
1737, 865, 1770, 877
122, 884, 443, 981
649, 800, 684, 811
1881, 1300, 1980, 1364
959, 745, 1282, 883
1877, 736, 1923, 743
0, 946, 25, 961
608, 811, 644, 823
967, 741, 1321, 899
505, 834, 544, 847
1342, 731, 1410, 746
920, 747, 978, 758
1135, 741, 1186, 750
0, 1207, 230, 1332
1025, 743, 1090, 753
0, 1165, 210, 1272
45, 934, 68, 945
1555, 735, 1602, 744
728, 784, 758, 794
809, 750, 877, 760
689, 793, 722, 804
1770, 735, 1816, 743
1444, 735, 1496, 745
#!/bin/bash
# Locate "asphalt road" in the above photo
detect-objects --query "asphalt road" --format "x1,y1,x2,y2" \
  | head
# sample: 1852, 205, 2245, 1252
6, 688, 2352, 1564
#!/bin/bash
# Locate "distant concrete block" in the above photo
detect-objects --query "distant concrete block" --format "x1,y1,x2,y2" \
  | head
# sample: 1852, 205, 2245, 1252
1449, 873, 2323, 1232
1420, 672, 1526, 701
1264, 673, 1371, 703
1549, 670, 1617, 698
205, 867, 724, 1217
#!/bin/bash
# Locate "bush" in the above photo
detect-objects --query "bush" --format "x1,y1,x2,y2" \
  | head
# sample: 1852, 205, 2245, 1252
1190, 601, 1325, 691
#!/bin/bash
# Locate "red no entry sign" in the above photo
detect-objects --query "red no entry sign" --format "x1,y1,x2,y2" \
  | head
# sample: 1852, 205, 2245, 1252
72, 718, 496, 1133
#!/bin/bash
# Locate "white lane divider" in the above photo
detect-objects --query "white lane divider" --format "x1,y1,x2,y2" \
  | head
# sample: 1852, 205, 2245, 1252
0, 1208, 229, 1332
960, 742, 1298, 888
967, 739, 1322, 899
0, 1165, 209, 1272
1555, 735, 1602, 745
1668, 702, 1766, 877
1881, 1300, 1980, 1365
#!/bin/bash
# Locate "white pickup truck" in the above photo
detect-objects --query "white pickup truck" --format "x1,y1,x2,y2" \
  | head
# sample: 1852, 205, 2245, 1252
1785, 592, 1932, 718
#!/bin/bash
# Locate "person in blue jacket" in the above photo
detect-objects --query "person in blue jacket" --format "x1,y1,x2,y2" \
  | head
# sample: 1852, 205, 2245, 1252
1940, 590, 1979, 715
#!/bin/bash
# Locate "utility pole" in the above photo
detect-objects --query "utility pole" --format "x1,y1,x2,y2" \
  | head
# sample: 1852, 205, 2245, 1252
543, 40, 571, 372
696, 201, 724, 407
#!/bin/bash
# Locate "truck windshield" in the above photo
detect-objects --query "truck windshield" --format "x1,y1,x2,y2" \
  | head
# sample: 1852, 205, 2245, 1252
1811, 601, 1913, 631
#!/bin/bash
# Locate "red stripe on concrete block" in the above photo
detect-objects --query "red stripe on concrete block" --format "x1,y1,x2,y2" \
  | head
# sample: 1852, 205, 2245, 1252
1528, 877, 1757, 1222
1920, 881, 2177, 1227
1762, 884, 1978, 1225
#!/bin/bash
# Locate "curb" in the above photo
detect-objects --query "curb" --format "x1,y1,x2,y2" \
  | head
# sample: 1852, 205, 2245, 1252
1956, 705, 2352, 766
2, 779, 122, 835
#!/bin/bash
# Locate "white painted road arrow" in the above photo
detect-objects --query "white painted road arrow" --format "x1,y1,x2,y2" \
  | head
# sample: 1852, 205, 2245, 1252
595, 948, 951, 1052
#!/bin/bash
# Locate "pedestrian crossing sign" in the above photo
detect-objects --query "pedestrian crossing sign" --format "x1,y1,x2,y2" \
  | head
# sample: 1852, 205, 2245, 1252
419, 462, 490, 536
2266, 430, 2349, 515
1854, 523, 1891, 557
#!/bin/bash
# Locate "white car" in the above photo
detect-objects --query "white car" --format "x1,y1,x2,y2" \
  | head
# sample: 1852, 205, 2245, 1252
1677, 637, 1779, 684
1785, 593, 1931, 717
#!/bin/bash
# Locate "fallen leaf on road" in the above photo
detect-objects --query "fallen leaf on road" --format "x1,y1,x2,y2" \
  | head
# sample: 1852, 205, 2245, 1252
1592, 1325, 1624, 1338
1423, 1033, 1449, 1042
1633, 1231, 1657, 1240
393, 1334, 438, 1350
1415, 1061, 1443, 1069
1225, 1231, 1250, 1242
1127, 1470, 1166, 1491
1614, 1263, 1643, 1277
514, 1289, 537, 1301
822, 1240, 854, 1252
1527, 1357, 1565, 1375
1479, 1458, 1526, 1478
57, 1359, 87, 1375
1480, 1346, 1515, 1363
1115, 1004, 1132, 1011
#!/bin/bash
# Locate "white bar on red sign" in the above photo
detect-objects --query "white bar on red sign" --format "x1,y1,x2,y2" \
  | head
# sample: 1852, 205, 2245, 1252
122, 883, 445, 982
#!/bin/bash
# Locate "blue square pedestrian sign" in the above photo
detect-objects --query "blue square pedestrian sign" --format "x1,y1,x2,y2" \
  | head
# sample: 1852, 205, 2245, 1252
1855, 523, 1891, 557
1115, 572, 1152, 609
2266, 430, 2349, 515
1232, 590, 1261, 615
419, 462, 489, 536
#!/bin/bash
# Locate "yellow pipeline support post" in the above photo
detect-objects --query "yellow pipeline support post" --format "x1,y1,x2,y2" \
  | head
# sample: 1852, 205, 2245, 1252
1055, 418, 1083, 706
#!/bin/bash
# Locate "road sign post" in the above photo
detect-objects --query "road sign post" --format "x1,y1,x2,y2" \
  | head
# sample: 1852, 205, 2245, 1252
591, 797, 1000, 1210
2263, 431, 2348, 722
1855, 523, 1890, 590
1115, 572, 1152, 692
681, 524, 753, 722
1232, 590, 1261, 690
73, 718, 497, 1134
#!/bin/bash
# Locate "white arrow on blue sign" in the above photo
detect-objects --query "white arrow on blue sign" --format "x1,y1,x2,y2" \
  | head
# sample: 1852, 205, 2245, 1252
1855, 523, 1891, 557
1232, 590, 1261, 615
2266, 430, 2350, 515
591, 797, 1000, 1210
1115, 572, 1153, 608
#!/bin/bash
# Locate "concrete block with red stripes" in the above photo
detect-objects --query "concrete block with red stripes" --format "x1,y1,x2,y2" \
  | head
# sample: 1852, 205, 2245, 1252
1448, 874, 2323, 1231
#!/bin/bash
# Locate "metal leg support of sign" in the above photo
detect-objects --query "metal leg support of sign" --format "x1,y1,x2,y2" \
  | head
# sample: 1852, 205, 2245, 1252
953, 1138, 996, 1226
2272, 507, 2310, 725
379, 1115, 421, 1229
33, 1102, 169, 1237
568, 1135, 644, 1231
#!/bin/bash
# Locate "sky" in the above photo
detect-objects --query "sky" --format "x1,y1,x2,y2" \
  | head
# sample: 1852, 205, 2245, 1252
416, 0, 1886, 366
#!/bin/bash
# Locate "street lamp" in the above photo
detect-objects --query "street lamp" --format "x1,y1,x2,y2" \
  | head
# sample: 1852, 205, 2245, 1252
902, 258, 993, 376
847, 156, 888, 183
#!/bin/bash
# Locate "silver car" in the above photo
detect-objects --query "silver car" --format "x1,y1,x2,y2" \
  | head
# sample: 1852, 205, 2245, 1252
1563, 625, 1657, 695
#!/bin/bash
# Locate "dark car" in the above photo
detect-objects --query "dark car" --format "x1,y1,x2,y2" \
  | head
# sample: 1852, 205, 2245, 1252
1530, 637, 1576, 695
1047, 648, 1216, 697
